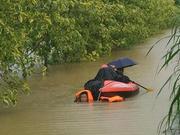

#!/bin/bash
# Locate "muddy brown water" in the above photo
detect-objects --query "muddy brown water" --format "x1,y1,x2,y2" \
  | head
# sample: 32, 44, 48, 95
0, 30, 175, 135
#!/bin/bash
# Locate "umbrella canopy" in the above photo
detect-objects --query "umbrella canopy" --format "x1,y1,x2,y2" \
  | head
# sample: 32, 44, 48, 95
108, 57, 137, 69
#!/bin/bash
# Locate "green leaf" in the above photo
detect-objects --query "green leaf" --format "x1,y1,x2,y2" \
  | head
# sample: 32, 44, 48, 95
19, 15, 23, 23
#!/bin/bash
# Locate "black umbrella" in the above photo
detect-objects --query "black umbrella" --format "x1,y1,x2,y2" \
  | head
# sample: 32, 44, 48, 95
108, 57, 137, 69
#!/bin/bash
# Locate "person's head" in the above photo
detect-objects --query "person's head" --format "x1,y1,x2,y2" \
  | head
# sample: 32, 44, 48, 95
74, 90, 94, 103
74, 92, 88, 102
79, 93, 88, 102
109, 64, 117, 71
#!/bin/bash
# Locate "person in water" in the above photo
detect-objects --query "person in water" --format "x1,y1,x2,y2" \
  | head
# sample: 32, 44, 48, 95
74, 89, 124, 103
84, 64, 131, 101
78, 93, 88, 102
74, 90, 94, 103
74, 92, 87, 102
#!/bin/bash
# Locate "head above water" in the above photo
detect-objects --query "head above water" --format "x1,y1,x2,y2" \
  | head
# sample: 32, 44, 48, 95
74, 91, 88, 103
79, 93, 88, 102
74, 90, 94, 103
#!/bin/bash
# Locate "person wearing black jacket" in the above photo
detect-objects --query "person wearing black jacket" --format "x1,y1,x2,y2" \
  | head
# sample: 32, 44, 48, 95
84, 65, 131, 101
94, 65, 130, 83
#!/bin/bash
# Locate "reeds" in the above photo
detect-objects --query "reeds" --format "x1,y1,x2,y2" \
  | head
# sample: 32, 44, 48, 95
148, 15, 180, 135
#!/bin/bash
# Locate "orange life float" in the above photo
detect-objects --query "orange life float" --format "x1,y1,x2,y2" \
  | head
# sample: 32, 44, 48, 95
74, 90, 124, 103
74, 90, 94, 103
100, 96, 124, 102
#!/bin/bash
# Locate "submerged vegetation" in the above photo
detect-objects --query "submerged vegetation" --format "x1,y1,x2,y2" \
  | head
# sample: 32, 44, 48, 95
0, 0, 176, 106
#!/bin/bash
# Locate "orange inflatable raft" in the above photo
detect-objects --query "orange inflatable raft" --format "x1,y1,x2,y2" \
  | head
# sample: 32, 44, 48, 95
100, 80, 139, 98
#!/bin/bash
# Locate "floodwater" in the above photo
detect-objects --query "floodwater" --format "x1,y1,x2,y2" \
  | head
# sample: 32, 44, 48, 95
0, 30, 175, 135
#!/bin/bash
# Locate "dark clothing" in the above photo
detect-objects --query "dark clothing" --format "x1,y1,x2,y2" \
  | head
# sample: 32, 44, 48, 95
84, 66, 131, 101
115, 70, 131, 83
94, 66, 130, 83
94, 66, 118, 81
84, 79, 103, 101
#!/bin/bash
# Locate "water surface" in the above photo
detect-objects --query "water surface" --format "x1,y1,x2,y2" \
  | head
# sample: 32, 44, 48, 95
0, 30, 174, 135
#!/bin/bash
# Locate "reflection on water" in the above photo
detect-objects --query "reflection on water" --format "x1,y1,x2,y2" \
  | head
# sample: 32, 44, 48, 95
0, 30, 174, 135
